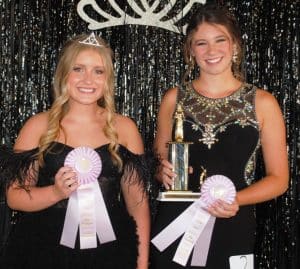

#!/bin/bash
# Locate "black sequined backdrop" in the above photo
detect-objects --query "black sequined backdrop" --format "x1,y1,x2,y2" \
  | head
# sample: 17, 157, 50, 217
0, 0, 299, 268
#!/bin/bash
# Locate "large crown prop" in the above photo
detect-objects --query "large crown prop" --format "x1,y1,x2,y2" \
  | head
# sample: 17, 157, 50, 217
77, 0, 206, 34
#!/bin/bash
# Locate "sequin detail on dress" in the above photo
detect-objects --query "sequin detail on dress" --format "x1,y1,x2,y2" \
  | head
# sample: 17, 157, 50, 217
180, 83, 258, 148
178, 83, 261, 185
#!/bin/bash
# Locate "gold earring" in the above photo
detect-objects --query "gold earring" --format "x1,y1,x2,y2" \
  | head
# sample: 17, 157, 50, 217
232, 46, 238, 63
189, 55, 194, 65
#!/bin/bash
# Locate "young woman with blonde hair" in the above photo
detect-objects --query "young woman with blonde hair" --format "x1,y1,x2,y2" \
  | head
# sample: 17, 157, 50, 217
0, 33, 150, 269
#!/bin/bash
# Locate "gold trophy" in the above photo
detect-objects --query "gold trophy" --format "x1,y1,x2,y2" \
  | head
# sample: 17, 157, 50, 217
158, 104, 200, 201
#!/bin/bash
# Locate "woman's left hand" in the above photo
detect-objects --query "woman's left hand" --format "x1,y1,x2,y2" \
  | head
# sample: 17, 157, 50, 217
206, 198, 239, 218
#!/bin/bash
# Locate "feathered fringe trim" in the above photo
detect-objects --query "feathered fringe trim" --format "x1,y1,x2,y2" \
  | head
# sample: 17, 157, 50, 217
119, 147, 161, 220
121, 148, 159, 191
0, 145, 39, 190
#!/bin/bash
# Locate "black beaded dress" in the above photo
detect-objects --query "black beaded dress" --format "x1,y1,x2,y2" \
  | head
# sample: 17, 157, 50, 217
151, 83, 261, 269
0, 142, 151, 269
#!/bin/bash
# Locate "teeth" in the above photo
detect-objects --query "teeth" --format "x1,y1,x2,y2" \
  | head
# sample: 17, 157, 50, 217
206, 58, 221, 63
79, 88, 94, 93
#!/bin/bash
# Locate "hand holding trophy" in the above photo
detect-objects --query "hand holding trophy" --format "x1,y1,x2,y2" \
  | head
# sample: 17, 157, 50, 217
158, 103, 200, 201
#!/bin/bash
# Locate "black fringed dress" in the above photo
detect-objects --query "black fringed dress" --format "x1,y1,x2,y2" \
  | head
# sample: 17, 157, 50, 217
151, 83, 261, 269
0, 142, 150, 269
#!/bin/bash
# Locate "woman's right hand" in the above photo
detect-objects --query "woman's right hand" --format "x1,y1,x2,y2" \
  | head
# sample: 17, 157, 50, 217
52, 166, 78, 200
205, 198, 239, 218
156, 159, 176, 190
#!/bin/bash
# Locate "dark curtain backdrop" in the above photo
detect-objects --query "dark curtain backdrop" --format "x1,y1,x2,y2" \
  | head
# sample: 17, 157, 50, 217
0, 0, 299, 268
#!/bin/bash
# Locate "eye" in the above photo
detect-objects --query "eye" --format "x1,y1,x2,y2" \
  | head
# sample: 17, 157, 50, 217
72, 66, 83, 72
195, 41, 206, 46
95, 69, 104, 75
216, 38, 226, 43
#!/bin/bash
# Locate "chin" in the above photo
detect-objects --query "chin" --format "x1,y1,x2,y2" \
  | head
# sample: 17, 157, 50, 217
202, 63, 232, 76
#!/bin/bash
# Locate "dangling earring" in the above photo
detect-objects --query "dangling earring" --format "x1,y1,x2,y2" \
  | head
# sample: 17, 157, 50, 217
187, 54, 195, 82
189, 54, 194, 66
232, 45, 238, 63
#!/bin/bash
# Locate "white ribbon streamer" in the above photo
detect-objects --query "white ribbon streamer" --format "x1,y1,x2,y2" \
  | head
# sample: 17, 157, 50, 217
78, 184, 97, 248
173, 202, 211, 266
60, 181, 116, 249
152, 175, 236, 266
152, 199, 212, 266
191, 215, 216, 266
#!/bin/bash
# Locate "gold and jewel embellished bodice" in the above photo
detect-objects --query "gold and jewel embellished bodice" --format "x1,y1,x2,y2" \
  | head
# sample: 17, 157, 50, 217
176, 83, 260, 191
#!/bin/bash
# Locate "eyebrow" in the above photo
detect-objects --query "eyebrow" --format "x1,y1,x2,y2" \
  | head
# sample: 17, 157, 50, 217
194, 34, 228, 41
73, 63, 105, 68
215, 35, 227, 39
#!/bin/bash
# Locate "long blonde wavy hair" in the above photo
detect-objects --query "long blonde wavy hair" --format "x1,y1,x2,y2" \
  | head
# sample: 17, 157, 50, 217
38, 34, 122, 170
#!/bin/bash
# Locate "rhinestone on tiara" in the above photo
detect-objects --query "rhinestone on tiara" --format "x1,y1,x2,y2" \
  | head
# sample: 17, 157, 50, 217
79, 32, 102, 47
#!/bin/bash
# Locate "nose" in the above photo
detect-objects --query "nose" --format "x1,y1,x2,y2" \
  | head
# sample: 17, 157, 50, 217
83, 70, 93, 83
207, 43, 217, 55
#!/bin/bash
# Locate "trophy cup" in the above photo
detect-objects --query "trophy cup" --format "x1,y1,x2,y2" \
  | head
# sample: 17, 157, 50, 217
158, 104, 200, 201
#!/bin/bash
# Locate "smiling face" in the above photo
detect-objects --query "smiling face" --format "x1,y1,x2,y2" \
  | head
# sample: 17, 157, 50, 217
66, 49, 106, 106
191, 22, 235, 77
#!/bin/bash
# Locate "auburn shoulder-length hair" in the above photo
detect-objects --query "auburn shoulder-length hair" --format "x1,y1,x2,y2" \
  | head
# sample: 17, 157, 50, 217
183, 3, 244, 83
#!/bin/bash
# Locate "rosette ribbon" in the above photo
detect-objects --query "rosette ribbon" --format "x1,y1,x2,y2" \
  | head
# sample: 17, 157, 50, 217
60, 147, 116, 249
151, 175, 236, 266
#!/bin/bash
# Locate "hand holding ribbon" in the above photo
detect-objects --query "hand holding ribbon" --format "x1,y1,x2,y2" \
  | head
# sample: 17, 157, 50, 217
151, 175, 236, 267
60, 147, 116, 249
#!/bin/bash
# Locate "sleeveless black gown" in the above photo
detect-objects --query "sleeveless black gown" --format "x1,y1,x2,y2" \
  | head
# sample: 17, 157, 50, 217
0, 142, 150, 269
151, 83, 260, 269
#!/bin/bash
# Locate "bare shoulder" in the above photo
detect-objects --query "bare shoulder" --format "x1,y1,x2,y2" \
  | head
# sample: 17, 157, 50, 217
255, 88, 284, 129
115, 114, 137, 128
114, 114, 144, 154
255, 88, 282, 116
158, 86, 179, 117
256, 89, 279, 107
14, 112, 49, 150
161, 87, 178, 105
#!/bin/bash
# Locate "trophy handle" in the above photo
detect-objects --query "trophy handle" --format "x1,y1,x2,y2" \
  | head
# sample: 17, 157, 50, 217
199, 166, 207, 188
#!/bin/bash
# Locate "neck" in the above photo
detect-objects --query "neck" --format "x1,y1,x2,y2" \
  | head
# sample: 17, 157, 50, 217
66, 103, 104, 122
193, 74, 242, 98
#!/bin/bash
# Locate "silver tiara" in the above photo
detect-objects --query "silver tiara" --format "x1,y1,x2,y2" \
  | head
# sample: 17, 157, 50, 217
79, 32, 103, 47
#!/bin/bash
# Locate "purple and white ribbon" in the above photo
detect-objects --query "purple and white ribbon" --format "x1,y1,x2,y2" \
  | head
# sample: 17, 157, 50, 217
151, 175, 236, 266
60, 146, 116, 249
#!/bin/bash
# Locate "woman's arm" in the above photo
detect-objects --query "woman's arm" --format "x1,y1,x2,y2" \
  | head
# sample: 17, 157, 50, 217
207, 90, 288, 218
119, 116, 150, 269
122, 181, 150, 269
154, 87, 177, 159
7, 166, 78, 212
153, 88, 178, 189
7, 113, 78, 212
236, 89, 289, 206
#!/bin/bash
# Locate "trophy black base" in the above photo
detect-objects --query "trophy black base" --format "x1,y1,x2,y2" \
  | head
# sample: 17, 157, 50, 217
157, 191, 201, 202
